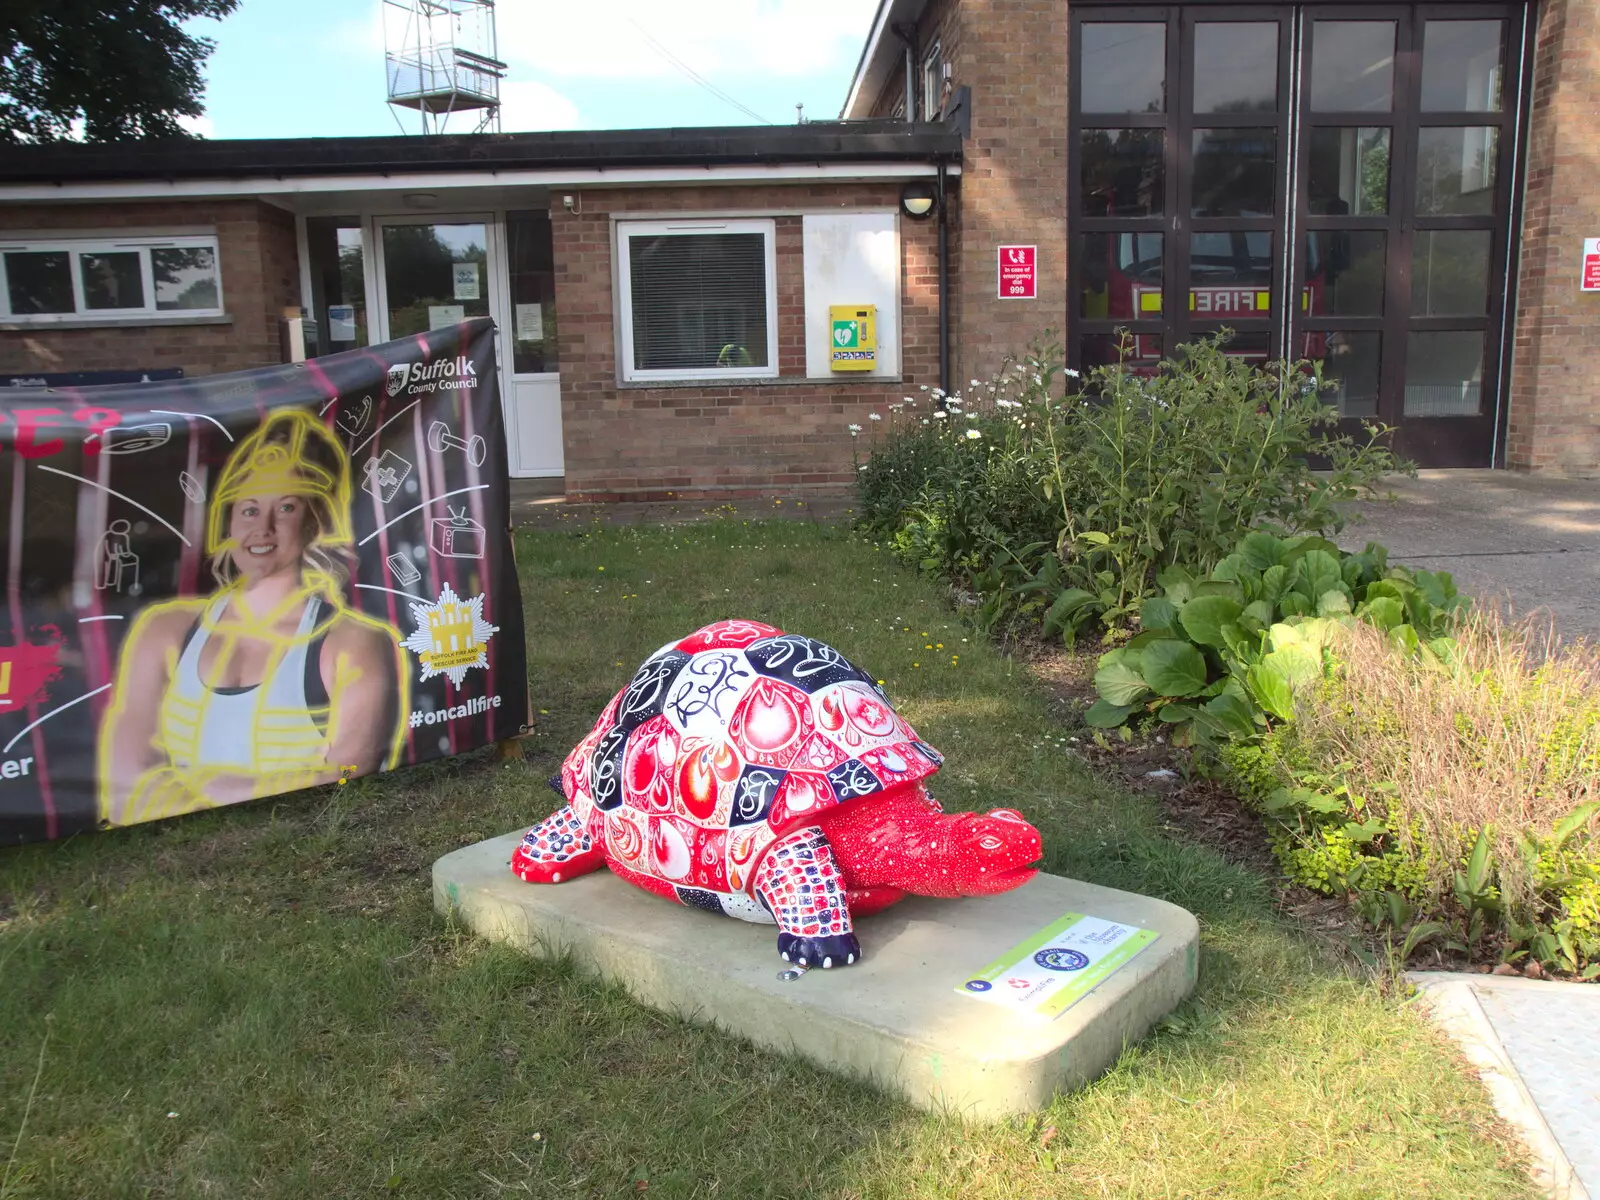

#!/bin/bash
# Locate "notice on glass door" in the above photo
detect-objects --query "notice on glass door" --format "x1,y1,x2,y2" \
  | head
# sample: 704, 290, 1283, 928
515, 302, 543, 341
428, 304, 466, 330
452, 262, 481, 301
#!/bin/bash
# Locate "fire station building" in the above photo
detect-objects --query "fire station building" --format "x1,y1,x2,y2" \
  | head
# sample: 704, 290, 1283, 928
2, 0, 1598, 491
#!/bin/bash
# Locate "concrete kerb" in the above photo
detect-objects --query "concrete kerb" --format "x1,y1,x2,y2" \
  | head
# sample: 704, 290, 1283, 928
436, 830, 1200, 1119
1407, 972, 1589, 1200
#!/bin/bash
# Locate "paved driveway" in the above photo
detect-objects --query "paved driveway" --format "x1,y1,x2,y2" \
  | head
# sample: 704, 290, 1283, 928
1339, 470, 1600, 640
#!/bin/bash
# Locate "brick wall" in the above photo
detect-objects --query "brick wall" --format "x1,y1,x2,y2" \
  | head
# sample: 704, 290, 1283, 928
864, 0, 1063, 390
553, 183, 942, 501
0, 199, 300, 379
1506, 0, 1600, 475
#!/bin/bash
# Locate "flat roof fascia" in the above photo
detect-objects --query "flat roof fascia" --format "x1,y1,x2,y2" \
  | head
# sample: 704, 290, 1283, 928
0, 160, 961, 205
0, 122, 960, 187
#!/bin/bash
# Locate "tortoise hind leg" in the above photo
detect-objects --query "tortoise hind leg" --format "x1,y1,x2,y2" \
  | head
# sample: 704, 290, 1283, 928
511, 803, 606, 884
753, 826, 861, 968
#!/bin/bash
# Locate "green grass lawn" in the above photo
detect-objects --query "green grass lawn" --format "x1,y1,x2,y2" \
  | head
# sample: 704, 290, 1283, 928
0, 519, 1536, 1199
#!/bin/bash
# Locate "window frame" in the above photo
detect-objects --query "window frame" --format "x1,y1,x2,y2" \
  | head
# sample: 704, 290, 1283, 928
921, 40, 944, 119
615, 217, 780, 383
0, 233, 225, 323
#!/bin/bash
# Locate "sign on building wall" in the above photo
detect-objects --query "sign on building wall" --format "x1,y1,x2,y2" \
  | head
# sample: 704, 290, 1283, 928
0, 318, 529, 845
998, 245, 1037, 300
1583, 238, 1600, 292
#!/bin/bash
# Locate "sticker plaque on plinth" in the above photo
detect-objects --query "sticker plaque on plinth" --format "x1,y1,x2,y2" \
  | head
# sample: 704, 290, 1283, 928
958, 911, 1159, 1019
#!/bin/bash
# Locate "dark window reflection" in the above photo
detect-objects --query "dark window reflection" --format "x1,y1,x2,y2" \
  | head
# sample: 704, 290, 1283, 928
1081, 24, 1167, 113
1193, 23, 1279, 114
306, 217, 369, 353
1412, 230, 1491, 317
4, 251, 74, 314
1082, 332, 1163, 370
1079, 231, 1163, 319
1192, 128, 1276, 216
508, 210, 558, 374
1405, 331, 1484, 417
1081, 129, 1165, 216
152, 247, 219, 312
1307, 127, 1390, 215
1311, 22, 1395, 112
1421, 21, 1503, 112
1190, 231, 1273, 317
1308, 230, 1385, 316
1304, 331, 1381, 416
1416, 126, 1498, 215
79, 252, 144, 310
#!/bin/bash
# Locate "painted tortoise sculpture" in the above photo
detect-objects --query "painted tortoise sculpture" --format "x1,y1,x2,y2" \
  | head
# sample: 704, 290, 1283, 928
511, 620, 1043, 969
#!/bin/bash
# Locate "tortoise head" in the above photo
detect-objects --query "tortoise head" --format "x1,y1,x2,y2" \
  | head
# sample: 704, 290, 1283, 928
935, 808, 1043, 896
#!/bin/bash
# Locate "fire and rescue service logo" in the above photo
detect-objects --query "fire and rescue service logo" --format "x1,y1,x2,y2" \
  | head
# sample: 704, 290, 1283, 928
400, 582, 500, 686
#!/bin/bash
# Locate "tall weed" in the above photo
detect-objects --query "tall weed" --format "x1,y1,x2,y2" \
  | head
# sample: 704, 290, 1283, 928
1236, 610, 1600, 972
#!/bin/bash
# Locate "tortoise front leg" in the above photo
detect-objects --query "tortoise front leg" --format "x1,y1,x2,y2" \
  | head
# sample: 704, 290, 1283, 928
511, 803, 607, 884
753, 826, 861, 968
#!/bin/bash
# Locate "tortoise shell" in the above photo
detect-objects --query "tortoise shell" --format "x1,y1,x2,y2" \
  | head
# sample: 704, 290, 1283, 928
559, 619, 944, 895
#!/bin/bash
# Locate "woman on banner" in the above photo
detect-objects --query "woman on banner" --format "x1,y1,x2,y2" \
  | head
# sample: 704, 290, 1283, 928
99, 409, 409, 826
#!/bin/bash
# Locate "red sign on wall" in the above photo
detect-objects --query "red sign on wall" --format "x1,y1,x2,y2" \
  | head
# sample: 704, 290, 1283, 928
1583, 237, 1600, 292
998, 245, 1037, 300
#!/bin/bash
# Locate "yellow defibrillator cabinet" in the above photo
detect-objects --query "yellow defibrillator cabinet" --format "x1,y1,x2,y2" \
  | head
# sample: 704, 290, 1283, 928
828, 305, 877, 372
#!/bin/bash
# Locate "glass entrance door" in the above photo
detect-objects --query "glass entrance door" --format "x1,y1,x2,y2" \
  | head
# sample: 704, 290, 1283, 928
1070, 4, 1525, 467
374, 219, 492, 339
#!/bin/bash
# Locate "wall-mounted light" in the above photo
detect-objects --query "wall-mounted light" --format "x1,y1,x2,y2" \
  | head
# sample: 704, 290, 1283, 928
402, 192, 439, 210
900, 181, 938, 220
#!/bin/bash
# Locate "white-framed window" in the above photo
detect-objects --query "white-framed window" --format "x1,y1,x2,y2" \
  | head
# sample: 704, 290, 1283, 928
921, 40, 944, 119
616, 218, 779, 382
0, 234, 224, 322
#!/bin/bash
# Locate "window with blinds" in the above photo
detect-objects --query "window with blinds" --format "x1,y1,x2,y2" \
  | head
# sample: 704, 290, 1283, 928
617, 219, 779, 380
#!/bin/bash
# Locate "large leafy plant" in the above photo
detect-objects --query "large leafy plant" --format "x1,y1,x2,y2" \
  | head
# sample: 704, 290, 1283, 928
1086, 530, 1466, 741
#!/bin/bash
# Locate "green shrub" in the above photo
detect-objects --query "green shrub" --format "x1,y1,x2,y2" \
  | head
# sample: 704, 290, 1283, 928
855, 332, 1406, 640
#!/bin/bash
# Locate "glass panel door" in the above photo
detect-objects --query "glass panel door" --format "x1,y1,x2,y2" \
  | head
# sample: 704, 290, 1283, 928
378, 220, 490, 339
1290, 5, 1520, 467
1071, 3, 1525, 467
1071, 7, 1294, 370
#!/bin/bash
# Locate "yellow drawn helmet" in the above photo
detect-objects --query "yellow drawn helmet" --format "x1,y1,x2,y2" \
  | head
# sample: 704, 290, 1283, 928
206, 408, 354, 555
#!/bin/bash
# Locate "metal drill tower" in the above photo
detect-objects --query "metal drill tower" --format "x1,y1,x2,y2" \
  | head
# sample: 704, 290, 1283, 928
384, 0, 505, 135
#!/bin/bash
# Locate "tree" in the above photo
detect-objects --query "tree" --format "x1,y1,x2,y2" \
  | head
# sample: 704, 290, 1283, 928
1, 1, 238, 143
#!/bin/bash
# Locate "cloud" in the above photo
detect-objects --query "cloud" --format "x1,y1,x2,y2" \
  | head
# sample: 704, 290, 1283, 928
179, 113, 216, 138
497, 80, 582, 132
496, 0, 876, 84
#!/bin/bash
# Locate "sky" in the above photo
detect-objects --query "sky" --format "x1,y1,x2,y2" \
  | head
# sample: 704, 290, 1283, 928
187, 0, 881, 140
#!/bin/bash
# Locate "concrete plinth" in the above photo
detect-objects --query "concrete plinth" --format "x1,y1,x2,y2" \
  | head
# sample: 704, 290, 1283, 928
434, 831, 1200, 1118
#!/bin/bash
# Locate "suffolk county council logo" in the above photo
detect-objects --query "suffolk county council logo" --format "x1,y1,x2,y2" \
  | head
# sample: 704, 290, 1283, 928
401, 582, 500, 685
1033, 947, 1090, 972
386, 362, 411, 397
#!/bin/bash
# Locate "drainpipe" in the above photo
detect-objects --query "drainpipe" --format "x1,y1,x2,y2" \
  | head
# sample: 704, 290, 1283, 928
938, 158, 950, 394
892, 23, 917, 121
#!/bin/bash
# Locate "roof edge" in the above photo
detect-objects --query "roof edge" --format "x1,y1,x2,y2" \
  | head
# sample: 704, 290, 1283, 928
0, 121, 962, 187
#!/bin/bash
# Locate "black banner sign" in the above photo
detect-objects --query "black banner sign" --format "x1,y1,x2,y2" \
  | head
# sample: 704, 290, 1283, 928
0, 318, 528, 844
